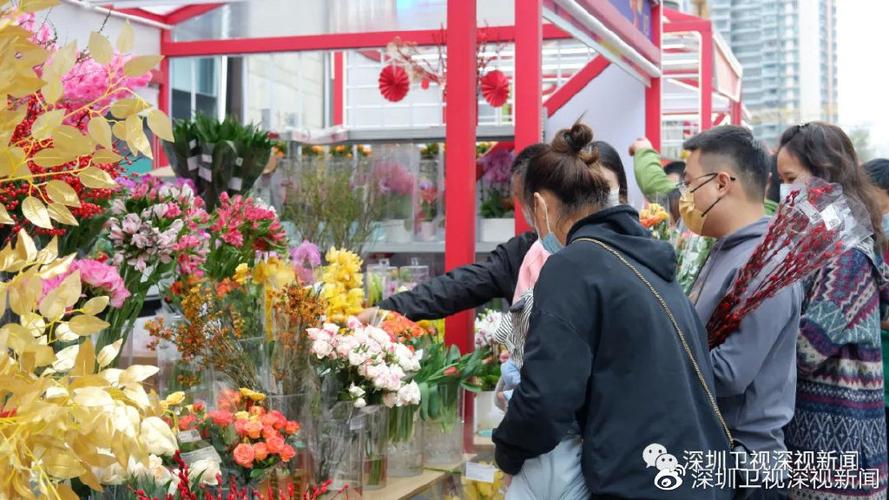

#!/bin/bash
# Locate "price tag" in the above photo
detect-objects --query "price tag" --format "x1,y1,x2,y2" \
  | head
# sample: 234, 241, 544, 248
201, 154, 213, 163
228, 177, 243, 191
465, 462, 497, 484
199, 167, 213, 182
821, 205, 842, 231
178, 429, 201, 444
235, 157, 244, 167
187, 156, 198, 172
188, 140, 197, 150
349, 414, 365, 431
180, 446, 222, 466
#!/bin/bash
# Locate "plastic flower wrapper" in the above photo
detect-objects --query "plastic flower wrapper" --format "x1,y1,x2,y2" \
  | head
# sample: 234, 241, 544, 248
0, 232, 176, 499
673, 226, 714, 294
707, 178, 873, 348
474, 310, 503, 349
639, 203, 671, 241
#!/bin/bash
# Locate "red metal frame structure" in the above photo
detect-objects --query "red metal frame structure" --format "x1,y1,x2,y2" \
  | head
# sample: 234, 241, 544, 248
120, 1, 663, 356
663, 8, 743, 131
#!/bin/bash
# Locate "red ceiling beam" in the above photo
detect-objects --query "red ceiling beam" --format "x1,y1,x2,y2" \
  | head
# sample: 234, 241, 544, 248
543, 55, 610, 116
162, 24, 570, 57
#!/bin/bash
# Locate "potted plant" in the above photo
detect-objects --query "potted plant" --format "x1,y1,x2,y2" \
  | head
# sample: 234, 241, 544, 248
478, 146, 516, 242
472, 310, 505, 436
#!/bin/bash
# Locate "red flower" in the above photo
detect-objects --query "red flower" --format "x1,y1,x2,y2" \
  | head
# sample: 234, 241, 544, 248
443, 366, 460, 377
209, 409, 234, 427
379, 65, 410, 103
481, 70, 510, 108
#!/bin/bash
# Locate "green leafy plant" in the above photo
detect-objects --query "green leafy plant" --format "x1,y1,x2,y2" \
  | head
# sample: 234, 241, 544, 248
282, 161, 385, 255
164, 114, 274, 210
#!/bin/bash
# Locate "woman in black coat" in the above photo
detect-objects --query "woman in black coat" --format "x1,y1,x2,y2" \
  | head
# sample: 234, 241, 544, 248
493, 123, 733, 500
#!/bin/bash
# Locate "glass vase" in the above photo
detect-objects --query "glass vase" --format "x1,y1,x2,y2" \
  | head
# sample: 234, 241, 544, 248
267, 393, 313, 494
155, 339, 212, 405
307, 401, 364, 496
422, 383, 464, 466
388, 404, 423, 477
361, 405, 389, 490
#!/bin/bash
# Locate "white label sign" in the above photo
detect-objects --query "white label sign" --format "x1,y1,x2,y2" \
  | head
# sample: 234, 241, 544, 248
180, 446, 222, 466
199, 167, 213, 182
465, 462, 497, 484
187, 156, 198, 171
228, 177, 243, 191
178, 429, 201, 444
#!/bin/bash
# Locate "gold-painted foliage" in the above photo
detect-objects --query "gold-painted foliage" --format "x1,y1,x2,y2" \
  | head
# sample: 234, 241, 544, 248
0, 230, 173, 499
0, 2, 175, 232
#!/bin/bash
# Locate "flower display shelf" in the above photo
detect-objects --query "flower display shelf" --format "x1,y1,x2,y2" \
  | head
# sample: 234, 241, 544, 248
364, 455, 472, 500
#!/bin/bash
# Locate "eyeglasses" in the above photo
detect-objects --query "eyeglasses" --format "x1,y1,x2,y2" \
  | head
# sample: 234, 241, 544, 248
679, 172, 736, 193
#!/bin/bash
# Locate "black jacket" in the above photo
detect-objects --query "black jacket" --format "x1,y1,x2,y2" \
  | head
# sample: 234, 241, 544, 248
493, 206, 732, 500
378, 232, 537, 320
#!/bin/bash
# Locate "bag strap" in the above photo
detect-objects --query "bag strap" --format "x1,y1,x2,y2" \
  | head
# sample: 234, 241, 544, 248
574, 237, 734, 446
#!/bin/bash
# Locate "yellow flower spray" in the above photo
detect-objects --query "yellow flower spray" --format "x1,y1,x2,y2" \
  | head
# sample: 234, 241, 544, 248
320, 248, 365, 324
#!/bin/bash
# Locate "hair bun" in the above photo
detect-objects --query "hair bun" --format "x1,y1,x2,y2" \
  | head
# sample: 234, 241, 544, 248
553, 122, 594, 156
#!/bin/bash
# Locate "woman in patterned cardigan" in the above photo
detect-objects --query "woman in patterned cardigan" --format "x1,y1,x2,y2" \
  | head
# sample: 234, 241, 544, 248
777, 122, 889, 499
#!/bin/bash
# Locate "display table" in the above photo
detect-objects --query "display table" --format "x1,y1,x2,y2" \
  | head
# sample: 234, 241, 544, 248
364, 457, 469, 500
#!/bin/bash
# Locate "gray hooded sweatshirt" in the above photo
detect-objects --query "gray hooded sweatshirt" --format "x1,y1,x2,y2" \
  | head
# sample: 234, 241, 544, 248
689, 217, 802, 455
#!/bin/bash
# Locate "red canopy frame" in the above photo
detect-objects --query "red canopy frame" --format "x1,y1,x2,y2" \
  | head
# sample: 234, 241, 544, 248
118, 1, 663, 357
663, 8, 744, 130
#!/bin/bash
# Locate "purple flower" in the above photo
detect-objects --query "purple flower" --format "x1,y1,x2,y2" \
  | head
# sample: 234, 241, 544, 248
291, 241, 322, 284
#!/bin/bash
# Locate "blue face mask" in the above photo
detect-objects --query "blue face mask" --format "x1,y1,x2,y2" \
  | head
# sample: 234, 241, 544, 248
882, 213, 889, 233
535, 195, 563, 254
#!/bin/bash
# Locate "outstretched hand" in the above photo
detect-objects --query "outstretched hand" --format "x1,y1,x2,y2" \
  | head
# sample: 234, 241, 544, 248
628, 137, 653, 156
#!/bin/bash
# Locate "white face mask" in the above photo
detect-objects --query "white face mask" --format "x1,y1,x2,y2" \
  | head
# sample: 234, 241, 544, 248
607, 189, 621, 208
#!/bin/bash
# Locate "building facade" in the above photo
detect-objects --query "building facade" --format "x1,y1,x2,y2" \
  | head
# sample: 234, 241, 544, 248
709, 0, 837, 147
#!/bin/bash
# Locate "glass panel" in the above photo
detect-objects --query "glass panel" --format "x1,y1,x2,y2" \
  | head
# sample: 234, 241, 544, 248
240, 52, 326, 131
173, 0, 514, 42
169, 57, 221, 121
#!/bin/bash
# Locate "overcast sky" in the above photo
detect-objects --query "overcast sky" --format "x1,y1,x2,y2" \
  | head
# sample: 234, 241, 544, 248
837, 0, 889, 157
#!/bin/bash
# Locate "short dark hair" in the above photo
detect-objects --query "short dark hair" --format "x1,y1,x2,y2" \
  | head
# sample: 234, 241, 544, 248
664, 161, 685, 178
864, 158, 889, 194
593, 141, 628, 203
683, 125, 769, 201
511, 143, 547, 177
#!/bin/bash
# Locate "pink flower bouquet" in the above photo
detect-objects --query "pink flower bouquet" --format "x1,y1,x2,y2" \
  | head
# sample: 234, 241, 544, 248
307, 317, 422, 409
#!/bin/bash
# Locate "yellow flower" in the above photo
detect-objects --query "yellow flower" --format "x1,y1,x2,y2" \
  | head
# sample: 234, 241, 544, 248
234, 410, 250, 421
233, 263, 250, 284
161, 391, 186, 408
253, 257, 295, 289
321, 248, 365, 323
238, 387, 266, 402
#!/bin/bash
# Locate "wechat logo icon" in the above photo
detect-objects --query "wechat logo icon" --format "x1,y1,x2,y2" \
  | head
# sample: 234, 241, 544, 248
643, 443, 684, 491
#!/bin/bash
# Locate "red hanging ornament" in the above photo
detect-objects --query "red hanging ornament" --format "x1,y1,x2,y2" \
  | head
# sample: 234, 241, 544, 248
379, 65, 410, 102
480, 69, 510, 108
420, 77, 430, 90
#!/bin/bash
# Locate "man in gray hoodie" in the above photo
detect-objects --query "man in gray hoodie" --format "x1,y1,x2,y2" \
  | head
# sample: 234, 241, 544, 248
680, 126, 802, 500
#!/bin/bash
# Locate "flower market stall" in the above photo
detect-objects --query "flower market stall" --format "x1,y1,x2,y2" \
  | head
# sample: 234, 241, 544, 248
0, 1, 744, 499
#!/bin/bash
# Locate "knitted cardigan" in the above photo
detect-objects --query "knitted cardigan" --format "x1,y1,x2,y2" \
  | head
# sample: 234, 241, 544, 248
785, 244, 889, 499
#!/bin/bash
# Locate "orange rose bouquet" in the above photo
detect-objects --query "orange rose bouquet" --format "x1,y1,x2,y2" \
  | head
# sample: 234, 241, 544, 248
175, 388, 302, 490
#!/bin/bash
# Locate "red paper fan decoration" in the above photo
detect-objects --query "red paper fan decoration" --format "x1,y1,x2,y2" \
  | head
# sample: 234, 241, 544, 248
481, 70, 510, 108
379, 65, 410, 102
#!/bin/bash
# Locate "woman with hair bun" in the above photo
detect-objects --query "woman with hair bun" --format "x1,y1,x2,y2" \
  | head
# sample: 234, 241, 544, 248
493, 123, 733, 499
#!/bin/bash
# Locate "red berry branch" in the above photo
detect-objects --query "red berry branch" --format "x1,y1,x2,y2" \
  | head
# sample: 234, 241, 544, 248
707, 179, 871, 349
